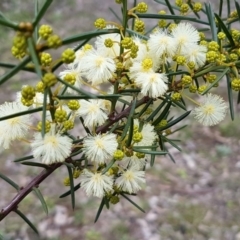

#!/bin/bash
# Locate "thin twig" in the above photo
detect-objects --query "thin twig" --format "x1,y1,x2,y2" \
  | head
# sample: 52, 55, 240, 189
0, 163, 61, 221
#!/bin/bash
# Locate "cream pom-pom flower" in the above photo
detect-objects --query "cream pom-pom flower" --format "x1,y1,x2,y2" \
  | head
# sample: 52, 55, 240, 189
59, 63, 84, 94
182, 43, 207, 69
82, 133, 118, 164
80, 169, 113, 198
116, 166, 146, 194
171, 22, 200, 52
31, 124, 73, 164
148, 29, 177, 58
135, 72, 168, 98
0, 101, 31, 149
78, 49, 116, 86
193, 93, 227, 126
95, 26, 121, 58
134, 119, 158, 147
77, 99, 110, 129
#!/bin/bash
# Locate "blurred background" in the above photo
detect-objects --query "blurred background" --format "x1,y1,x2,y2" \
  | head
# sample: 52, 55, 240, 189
0, 1, 240, 239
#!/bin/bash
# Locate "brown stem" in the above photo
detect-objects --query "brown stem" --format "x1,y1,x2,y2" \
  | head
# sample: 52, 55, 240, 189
0, 163, 61, 221
0, 96, 150, 221
97, 96, 150, 133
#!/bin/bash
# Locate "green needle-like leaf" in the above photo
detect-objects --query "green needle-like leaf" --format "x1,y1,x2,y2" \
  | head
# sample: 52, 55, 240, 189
33, 0, 53, 27
57, 94, 121, 100
62, 29, 120, 45
168, 152, 176, 163
136, 13, 208, 25
52, 38, 91, 72
94, 197, 106, 223
0, 233, 4, 240
0, 56, 30, 86
102, 159, 115, 175
168, 124, 188, 135
14, 155, 34, 162
32, 187, 48, 215
34, 0, 40, 41
238, 91, 240, 104
57, 77, 96, 98
132, 148, 168, 155
41, 88, 48, 137
227, 0, 230, 16
0, 10, 7, 20
214, 13, 235, 46
157, 111, 191, 131
188, 1, 201, 19
146, 97, 168, 122
126, 28, 149, 40
167, 70, 189, 77
15, 209, 39, 235
70, 148, 83, 158
219, 0, 223, 17
126, 117, 134, 147
117, 98, 131, 106
158, 136, 166, 151
120, 99, 136, 141
145, 24, 158, 35
66, 166, 75, 209
105, 197, 110, 209
133, 145, 159, 149
131, 0, 137, 29
162, 136, 182, 151
235, 1, 240, 23
0, 18, 19, 30
0, 173, 19, 190
171, 97, 186, 110
79, 117, 90, 134
226, 75, 234, 120
120, 193, 145, 213
109, 7, 121, 22
27, 37, 42, 79
201, 68, 229, 94
205, 3, 217, 41
21, 162, 49, 169
154, 0, 182, 12
122, 0, 128, 38
198, 28, 210, 32
108, 122, 119, 134
63, 162, 74, 168
150, 154, 156, 167
195, 65, 226, 78
59, 183, 81, 198
164, 0, 175, 15
148, 145, 158, 166
136, 98, 153, 118
0, 107, 42, 122
0, 62, 35, 73
118, 89, 141, 93
152, 101, 171, 126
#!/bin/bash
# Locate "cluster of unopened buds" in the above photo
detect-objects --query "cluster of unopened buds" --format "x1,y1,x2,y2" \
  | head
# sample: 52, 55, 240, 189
1, 0, 239, 205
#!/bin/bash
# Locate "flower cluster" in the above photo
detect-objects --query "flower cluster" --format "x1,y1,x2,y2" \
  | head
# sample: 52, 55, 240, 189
0, 0, 232, 213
